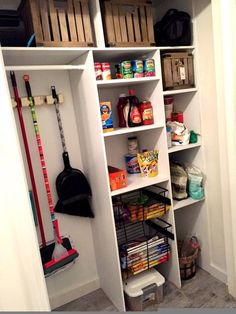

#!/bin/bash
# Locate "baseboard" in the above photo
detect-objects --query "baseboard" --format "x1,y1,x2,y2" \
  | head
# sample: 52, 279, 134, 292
209, 263, 227, 283
49, 278, 100, 310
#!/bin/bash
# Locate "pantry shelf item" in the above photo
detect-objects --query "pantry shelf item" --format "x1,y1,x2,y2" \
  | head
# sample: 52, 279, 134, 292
116, 219, 171, 278
137, 150, 159, 177
117, 94, 128, 127
51, 86, 93, 218
101, 0, 155, 47
128, 89, 142, 127
123, 268, 165, 311
100, 101, 114, 132
108, 166, 127, 191
19, 0, 94, 47
161, 52, 194, 90
110, 174, 170, 197
139, 100, 154, 125
112, 186, 171, 224
23, 75, 79, 276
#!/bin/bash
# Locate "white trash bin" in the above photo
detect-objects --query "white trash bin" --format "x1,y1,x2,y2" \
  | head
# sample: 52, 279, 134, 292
123, 268, 165, 311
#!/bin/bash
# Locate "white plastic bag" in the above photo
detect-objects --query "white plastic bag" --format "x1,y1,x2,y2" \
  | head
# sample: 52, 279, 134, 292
167, 121, 190, 146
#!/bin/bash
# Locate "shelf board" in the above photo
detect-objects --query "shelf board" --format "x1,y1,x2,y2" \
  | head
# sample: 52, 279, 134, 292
97, 76, 159, 88
110, 174, 169, 197
163, 88, 198, 96
173, 198, 204, 211
103, 124, 164, 137
1, 47, 89, 66
168, 143, 201, 154
159, 46, 195, 50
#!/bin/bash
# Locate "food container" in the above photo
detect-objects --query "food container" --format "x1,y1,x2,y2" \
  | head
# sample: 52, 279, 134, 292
100, 101, 113, 132
131, 60, 144, 78
143, 59, 155, 77
127, 136, 139, 155
123, 268, 165, 311
108, 166, 127, 191
137, 150, 159, 177
125, 154, 141, 174
94, 62, 102, 80
171, 111, 184, 123
121, 61, 133, 79
164, 96, 174, 122
101, 62, 111, 80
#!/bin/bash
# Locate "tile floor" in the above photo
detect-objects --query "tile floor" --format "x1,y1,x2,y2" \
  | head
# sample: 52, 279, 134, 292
55, 269, 236, 311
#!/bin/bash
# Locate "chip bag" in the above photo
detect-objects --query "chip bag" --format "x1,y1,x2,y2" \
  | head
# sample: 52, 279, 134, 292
137, 150, 159, 177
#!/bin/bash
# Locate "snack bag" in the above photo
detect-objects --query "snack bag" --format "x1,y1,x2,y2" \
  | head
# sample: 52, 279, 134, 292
186, 165, 205, 200
137, 150, 159, 177
167, 121, 190, 146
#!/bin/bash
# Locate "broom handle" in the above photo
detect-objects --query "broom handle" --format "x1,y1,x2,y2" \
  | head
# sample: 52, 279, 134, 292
51, 86, 67, 153
23, 75, 62, 244
10, 71, 46, 247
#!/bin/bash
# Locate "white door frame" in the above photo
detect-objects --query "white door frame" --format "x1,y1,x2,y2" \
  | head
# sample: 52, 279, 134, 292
211, 0, 236, 298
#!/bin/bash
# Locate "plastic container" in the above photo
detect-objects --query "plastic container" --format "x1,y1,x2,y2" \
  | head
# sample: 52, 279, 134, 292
128, 89, 142, 127
140, 100, 154, 125
117, 94, 128, 127
123, 268, 165, 311
164, 96, 174, 121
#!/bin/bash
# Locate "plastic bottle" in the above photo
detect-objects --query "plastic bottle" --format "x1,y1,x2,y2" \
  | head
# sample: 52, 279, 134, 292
139, 100, 154, 125
127, 89, 142, 127
117, 94, 128, 127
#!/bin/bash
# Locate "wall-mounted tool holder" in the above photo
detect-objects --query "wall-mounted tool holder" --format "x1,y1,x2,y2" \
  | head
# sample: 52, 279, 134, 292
11, 93, 64, 108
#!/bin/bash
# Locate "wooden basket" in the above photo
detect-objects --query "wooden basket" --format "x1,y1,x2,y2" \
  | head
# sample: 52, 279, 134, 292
161, 52, 195, 90
19, 0, 94, 47
101, 0, 155, 47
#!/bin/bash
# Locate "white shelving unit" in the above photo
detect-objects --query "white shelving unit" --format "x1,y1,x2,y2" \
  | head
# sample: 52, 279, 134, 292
0, 0, 227, 312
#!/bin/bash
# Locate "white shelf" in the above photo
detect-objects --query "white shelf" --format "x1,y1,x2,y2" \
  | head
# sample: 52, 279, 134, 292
159, 46, 195, 50
110, 174, 169, 197
97, 76, 159, 88
103, 124, 163, 137
1, 47, 89, 66
173, 198, 204, 211
168, 143, 201, 153
163, 88, 198, 96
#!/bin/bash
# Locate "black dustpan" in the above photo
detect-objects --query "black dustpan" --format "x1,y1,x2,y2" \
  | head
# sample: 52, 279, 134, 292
52, 86, 94, 218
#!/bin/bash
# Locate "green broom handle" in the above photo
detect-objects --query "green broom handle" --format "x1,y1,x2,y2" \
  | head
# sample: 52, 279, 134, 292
23, 75, 62, 244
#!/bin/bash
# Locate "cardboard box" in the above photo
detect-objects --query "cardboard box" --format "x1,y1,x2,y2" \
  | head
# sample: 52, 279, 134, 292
100, 101, 114, 132
108, 166, 127, 191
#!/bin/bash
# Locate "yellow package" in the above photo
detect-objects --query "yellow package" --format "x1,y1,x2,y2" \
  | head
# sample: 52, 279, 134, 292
137, 150, 159, 177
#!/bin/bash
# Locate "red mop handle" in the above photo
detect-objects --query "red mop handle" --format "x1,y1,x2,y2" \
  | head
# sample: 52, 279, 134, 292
23, 75, 62, 244
10, 71, 46, 246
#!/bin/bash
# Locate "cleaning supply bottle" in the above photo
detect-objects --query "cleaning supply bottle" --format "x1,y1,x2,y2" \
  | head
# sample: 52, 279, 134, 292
128, 89, 142, 127
117, 93, 128, 127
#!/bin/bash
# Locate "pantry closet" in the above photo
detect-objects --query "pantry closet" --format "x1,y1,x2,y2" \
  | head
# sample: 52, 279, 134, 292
0, 0, 234, 311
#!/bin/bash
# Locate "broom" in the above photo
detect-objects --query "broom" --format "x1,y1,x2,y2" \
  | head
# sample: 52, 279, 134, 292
23, 74, 79, 275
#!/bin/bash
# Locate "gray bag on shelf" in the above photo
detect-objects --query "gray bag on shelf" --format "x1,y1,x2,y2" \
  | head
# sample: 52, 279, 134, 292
170, 162, 188, 200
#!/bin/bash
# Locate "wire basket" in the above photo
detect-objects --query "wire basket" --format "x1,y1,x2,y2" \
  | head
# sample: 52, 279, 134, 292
112, 186, 171, 224
117, 219, 172, 279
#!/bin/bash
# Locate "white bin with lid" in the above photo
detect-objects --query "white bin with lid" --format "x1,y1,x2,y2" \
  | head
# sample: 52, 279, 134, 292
123, 268, 165, 311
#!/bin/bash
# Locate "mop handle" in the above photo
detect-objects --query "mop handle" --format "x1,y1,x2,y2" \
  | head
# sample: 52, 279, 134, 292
10, 72, 46, 247
23, 75, 62, 244
51, 86, 67, 153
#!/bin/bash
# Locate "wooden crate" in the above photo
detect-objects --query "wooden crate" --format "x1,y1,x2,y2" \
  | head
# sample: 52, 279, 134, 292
19, 0, 94, 47
161, 52, 195, 90
101, 0, 155, 47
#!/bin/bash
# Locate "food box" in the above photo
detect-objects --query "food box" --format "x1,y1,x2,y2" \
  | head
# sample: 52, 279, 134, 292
108, 166, 127, 191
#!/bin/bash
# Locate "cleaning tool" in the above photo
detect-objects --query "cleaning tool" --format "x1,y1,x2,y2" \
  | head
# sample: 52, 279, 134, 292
23, 75, 79, 276
51, 86, 94, 218
10, 71, 46, 245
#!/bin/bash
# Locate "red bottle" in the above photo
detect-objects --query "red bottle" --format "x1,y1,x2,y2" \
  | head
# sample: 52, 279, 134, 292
140, 100, 154, 125
117, 93, 128, 127
128, 89, 142, 127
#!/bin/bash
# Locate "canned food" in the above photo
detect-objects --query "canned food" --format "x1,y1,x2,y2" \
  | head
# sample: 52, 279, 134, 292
101, 62, 111, 80
94, 62, 102, 80
121, 61, 133, 79
171, 112, 184, 123
143, 59, 155, 77
115, 64, 123, 79
128, 136, 139, 155
125, 154, 141, 174
131, 60, 144, 78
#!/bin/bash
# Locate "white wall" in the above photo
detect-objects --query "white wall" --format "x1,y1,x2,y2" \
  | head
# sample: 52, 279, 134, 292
0, 51, 50, 311
193, 0, 227, 281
